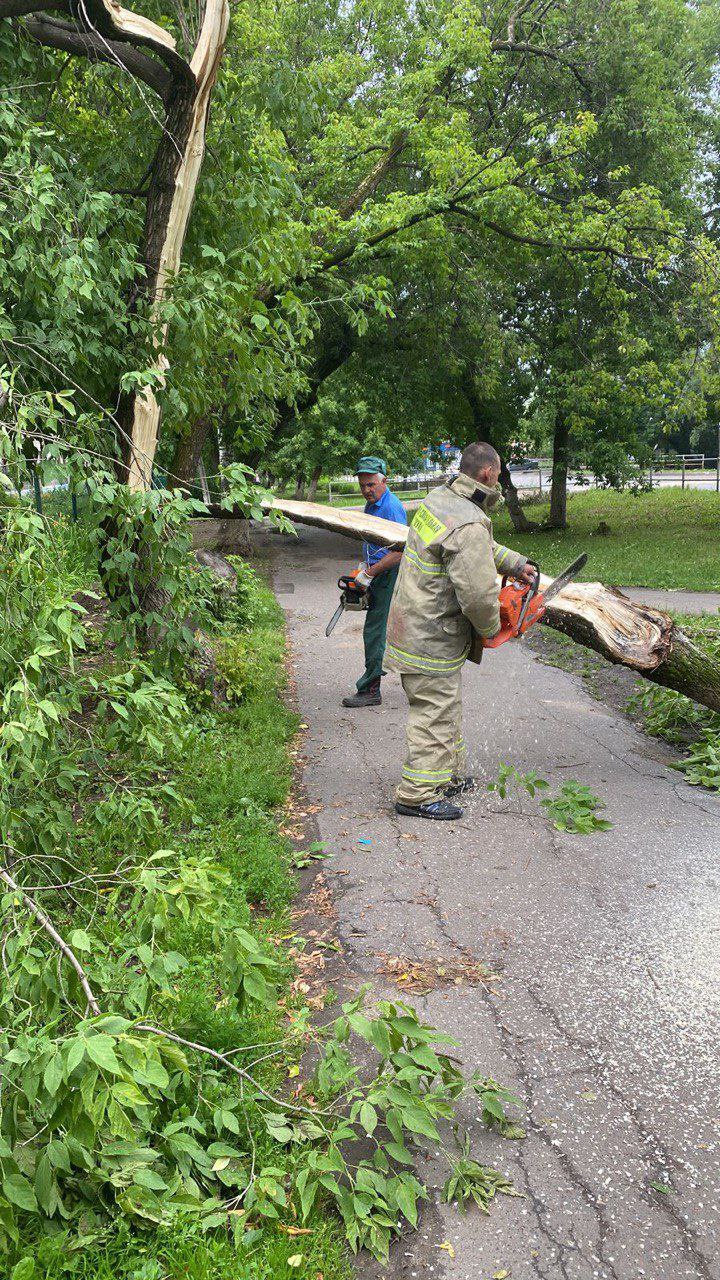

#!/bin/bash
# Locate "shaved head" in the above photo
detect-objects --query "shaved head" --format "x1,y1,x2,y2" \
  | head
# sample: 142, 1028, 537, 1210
460, 441, 501, 479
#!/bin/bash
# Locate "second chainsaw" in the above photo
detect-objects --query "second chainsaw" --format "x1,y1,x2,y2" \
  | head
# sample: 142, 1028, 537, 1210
325, 568, 370, 637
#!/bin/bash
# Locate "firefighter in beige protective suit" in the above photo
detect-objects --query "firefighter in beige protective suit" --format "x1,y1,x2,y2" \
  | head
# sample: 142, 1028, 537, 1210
385, 441, 535, 820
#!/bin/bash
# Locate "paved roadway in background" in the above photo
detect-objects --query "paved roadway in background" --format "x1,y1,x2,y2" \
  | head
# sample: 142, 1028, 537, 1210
510, 471, 720, 493
273, 525, 720, 1280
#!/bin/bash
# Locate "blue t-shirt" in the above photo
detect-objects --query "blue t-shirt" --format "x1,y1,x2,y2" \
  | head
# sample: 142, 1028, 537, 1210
363, 487, 408, 566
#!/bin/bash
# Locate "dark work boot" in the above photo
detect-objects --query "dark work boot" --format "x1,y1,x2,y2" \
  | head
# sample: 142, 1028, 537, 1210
395, 798, 463, 821
444, 775, 477, 798
342, 682, 381, 708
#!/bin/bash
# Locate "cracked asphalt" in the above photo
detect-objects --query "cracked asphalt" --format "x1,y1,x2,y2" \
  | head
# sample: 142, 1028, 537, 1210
271, 525, 720, 1280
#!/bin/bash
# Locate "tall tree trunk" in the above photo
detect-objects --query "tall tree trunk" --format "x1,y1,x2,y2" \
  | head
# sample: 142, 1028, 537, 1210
169, 415, 211, 489
548, 413, 569, 529
306, 463, 323, 501
499, 458, 537, 533
207, 421, 221, 489
197, 459, 211, 505
116, 0, 229, 489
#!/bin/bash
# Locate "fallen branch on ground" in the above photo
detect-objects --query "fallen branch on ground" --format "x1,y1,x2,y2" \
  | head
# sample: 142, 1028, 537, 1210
0, 864, 102, 1015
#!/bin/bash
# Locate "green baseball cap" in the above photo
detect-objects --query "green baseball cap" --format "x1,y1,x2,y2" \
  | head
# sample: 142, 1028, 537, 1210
356, 455, 387, 476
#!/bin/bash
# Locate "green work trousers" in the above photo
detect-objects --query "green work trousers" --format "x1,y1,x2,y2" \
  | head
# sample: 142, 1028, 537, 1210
396, 669, 467, 806
356, 566, 399, 693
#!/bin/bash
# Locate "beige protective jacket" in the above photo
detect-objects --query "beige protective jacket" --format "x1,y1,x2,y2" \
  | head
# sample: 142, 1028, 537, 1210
385, 473, 527, 675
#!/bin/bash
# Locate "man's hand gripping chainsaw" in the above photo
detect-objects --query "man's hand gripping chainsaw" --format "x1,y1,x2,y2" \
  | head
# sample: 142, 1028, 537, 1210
325, 566, 371, 637
483, 553, 587, 648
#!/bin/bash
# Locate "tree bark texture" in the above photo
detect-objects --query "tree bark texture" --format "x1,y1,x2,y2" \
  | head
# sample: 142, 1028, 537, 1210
253, 496, 720, 712
499, 458, 537, 532
119, 0, 229, 490
169, 414, 211, 488
548, 413, 569, 528
306, 463, 323, 501
11, 0, 229, 492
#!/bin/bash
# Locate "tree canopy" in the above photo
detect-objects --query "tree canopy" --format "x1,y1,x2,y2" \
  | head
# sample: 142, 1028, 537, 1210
2, 0, 720, 512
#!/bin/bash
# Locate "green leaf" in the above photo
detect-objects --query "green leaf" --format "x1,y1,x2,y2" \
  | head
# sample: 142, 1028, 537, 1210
70, 929, 92, 952
400, 1106, 439, 1140
46, 1140, 71, 1173
649, 1180, 673, 1194
65, 1038, 85, 1075
132, 1168, 168, 1191
384, 1142, 414, 1166
3, 1174, 38, 1212
359, 1102, 378, 1136
483, 1094, 506, 1120
219, 1109, 240, 1135
10, 1260, 36, 1280
367, 1020, 392, 1056
43, 1053, 64, 1097
84, 1035, 122, 1074
395, 1180, 418, 1226
34, 1153, 55, 1214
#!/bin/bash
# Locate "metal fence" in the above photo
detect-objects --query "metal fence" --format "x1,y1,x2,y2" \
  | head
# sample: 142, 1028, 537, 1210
505, 456, 720, 494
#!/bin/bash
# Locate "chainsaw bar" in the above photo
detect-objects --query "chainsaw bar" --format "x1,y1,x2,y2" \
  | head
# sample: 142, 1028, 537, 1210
325, 601, 345, 637
541, 553, 587, 604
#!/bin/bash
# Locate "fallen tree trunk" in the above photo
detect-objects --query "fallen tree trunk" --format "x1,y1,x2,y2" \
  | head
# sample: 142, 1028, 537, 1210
253, 496, 720, 712
540, 581, 720, 710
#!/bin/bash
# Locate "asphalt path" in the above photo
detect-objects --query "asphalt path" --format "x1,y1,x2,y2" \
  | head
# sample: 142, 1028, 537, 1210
620, 588, 720, 616
272, 525, 720, 1280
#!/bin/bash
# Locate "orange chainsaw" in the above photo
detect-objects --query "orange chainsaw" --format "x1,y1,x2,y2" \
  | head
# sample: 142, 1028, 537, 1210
325, 569, 370, 636
482, 553, 587, 648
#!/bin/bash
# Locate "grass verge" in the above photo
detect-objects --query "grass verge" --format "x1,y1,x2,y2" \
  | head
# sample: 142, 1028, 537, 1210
530, 613, 720, 793
490, 489, 720, 591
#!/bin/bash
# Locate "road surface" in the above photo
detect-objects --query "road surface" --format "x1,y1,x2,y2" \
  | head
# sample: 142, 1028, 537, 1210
272, 525, 720, 1280
510, 470, 720, 494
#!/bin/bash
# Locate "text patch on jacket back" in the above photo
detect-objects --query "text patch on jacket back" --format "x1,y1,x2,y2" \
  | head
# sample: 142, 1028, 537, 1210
413, 505, 448, 546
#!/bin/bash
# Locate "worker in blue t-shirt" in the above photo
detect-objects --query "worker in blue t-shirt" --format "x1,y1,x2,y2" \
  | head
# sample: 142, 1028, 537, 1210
342, 456, 407, 708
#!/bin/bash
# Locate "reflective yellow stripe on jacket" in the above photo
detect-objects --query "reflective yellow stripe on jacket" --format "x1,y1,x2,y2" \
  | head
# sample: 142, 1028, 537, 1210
385, 641, 469, 674
404, 546, 448, 576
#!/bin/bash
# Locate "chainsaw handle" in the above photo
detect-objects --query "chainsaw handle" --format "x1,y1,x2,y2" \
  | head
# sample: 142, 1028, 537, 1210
482, 625, 515, 649
516, 559, 540, 629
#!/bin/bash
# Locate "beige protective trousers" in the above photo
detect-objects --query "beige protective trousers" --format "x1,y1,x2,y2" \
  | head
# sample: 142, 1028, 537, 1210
396, 670, 467, 806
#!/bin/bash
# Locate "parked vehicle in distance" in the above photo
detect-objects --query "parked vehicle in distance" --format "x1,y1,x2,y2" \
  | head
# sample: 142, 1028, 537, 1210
509, 458, 541, 471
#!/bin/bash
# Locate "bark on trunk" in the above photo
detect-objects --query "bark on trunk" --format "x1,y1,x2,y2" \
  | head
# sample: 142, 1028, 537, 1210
499, 458, 537, 532
11, 0, 227, 491
548, 413, 569, 528
117, 0, 229, 489
169, 414, 211, 489
251, 496, 720, 712
306, 463, 323, 502
543, 581, 720, 710
207, 422, 221, 488
197, 460, 211, 505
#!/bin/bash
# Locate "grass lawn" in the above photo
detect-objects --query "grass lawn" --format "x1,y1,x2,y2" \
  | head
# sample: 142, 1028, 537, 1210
327, 488, 428, 507
487, 489, 720, 592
